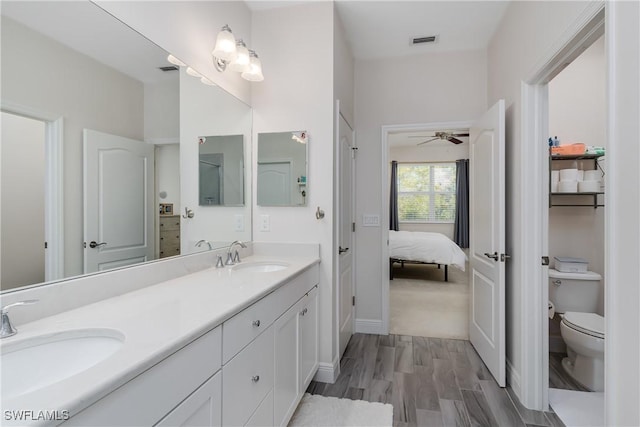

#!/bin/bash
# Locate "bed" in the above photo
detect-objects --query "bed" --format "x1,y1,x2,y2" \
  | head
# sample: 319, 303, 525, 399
389, 230, 467, 281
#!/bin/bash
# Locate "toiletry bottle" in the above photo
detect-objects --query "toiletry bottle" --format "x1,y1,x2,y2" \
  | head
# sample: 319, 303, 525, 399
548, 137, 553, 147
553, 136, 560, 146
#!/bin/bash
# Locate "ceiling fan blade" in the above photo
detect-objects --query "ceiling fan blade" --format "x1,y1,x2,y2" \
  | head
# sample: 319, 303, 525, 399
409, 135, 436, 138
417, 137, 439, 146
451, 133, 469, 137
448, 137, 465, 144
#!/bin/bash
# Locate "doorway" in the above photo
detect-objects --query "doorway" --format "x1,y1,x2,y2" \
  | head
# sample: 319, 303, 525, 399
519, 2, 605, 416
382, 121, 472, 339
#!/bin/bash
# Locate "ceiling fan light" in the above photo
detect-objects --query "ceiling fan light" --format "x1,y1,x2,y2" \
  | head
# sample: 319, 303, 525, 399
186, 67, 203, 78
211, 25, 237, 62
166, 54, 186, 67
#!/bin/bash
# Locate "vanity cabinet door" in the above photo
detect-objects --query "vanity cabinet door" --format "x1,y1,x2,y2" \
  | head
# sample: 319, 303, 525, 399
273, 301, 300, 427
155, 371, 221, 427
299, 286, 319, 391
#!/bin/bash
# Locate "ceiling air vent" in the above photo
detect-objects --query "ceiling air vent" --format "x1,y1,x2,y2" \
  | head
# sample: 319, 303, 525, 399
412, 35, 438, 45
158, 66, 179, 72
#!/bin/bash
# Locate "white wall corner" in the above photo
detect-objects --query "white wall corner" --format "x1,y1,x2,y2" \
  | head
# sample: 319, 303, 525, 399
355, 318, 384, 335
314, 355, 340, 384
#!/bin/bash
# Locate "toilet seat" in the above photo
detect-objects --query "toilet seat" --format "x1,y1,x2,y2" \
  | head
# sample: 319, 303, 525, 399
562, 312, 604, 339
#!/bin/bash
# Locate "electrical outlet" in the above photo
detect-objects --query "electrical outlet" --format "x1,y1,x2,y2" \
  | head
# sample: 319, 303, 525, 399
260, 214, 270, 232
234, 214, 244, 232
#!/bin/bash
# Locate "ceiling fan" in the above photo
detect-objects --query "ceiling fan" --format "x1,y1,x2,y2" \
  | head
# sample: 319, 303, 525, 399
412, 131, 470, 145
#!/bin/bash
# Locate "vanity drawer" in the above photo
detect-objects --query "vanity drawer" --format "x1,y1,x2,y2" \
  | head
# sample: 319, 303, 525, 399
222, 325, 274, 427
159, 215, 180, 231
222, 265, 319, 363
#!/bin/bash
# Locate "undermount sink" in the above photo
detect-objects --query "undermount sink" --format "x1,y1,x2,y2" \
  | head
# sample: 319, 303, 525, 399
1, 328, 124, 399
232, 261, 290, 273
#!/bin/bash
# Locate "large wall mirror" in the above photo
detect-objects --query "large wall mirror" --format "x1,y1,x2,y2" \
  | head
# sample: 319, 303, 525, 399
257, 131, 308, 206
0, 1, 252, 292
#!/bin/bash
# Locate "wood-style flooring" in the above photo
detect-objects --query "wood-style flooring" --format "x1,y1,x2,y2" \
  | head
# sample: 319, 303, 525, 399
306, 333, 565, 427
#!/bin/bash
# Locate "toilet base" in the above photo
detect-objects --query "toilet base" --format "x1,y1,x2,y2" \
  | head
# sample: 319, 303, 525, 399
561, 354, 604, 392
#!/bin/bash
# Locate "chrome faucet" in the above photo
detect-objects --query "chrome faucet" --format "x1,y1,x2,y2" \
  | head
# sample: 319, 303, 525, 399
1, 300, 38, 338
195, 240, 213, 250
226, 240, 247, 265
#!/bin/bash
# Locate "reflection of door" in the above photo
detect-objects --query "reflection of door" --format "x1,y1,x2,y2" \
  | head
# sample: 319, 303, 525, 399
83, 129, 154, 274
469, 100, 506, 386
199, 153, 224, 205
0, 112, 45, 289
257, 161, 291, 206
337, 107, 355, 358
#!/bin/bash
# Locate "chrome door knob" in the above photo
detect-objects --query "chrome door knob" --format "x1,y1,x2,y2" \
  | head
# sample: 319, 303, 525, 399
484, 252, 499, 261
89, 241, 107, 249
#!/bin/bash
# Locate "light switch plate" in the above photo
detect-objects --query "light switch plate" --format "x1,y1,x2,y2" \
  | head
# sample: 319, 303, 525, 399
362, 214, 380, 227
260, 214, 270, 232
234, 214, 244, 232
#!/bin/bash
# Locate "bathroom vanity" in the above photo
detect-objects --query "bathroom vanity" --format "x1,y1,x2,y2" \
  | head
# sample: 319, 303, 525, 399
0, 244, 320, 427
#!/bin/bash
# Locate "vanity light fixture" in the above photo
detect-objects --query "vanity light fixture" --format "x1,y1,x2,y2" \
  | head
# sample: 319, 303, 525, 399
200, 77, 216, 86
212, 24, 237, 71
229, 40, 250, 72
240, 50, 264, 82
166, 54, 186, 67
186, 67, 203, 78
291, 131, 308, 144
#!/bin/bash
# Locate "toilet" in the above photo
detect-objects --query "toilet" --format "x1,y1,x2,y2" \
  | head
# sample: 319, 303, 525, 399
549, 268, 604, 391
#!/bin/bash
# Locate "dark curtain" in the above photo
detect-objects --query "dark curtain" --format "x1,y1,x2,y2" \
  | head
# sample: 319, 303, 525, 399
390, 160, 399, 231
454, 159, 469, 248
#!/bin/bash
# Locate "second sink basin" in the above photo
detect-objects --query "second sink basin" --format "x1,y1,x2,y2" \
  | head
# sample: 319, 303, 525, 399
1, 328, 124, 399
232, 261, 290, 273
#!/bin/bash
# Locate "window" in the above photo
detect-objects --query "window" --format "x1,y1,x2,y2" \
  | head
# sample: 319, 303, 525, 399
397, 163, 456, 223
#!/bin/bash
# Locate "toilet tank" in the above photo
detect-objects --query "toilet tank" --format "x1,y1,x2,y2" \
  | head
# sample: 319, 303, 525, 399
549, 268, 601, 313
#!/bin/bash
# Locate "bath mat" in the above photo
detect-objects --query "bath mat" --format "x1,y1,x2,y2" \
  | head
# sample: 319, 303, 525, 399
288, 393, 393, 427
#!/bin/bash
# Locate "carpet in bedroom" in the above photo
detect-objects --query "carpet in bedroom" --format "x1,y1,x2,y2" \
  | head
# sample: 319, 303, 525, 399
390, 262, 469, 339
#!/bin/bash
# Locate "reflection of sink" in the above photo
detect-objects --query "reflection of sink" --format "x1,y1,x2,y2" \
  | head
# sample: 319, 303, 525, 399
1, 329, 124, 398
232, 262, 290, 273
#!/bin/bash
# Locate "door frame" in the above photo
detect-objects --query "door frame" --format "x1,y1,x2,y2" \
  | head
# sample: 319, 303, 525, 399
335, 99, 356, 359
1, 100, 64, 282
519, 3, 604, 411
380, 120, 473, 334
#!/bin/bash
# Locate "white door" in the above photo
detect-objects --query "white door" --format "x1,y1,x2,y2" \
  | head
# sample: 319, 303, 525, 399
337, 109, 355, 358
83, 129, 154, 273
469, 100, 506, 386
257, 162, 291, 206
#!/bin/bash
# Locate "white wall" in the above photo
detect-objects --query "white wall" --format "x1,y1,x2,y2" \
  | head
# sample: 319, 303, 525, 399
605, 1, 640, 424
0, 113, 46, 290
389, 143, 469, 239
1, 16, 144, 280
251, 2, 337, 373
354, 49, 487, 324
156, 144, 181, 211
95, 1, 252, 105
487, 0, 603, 407
548, 36, 605, 314
179, 70, 252, 249
144, 77, 180, 144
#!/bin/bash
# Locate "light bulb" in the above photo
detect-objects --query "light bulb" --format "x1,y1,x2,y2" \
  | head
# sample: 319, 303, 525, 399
241, 50, 264, 82
200, 77, 216, 86
229, 40, 250, 72
211, 25, 237, 62
186, 67, 203, 78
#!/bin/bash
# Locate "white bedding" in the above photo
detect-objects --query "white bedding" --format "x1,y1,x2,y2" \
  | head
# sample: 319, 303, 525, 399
389, 230, 467, 271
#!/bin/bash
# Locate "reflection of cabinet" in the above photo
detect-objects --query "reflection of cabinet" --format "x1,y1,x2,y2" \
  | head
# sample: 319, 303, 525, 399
159, 215, 180, 258
549, 152, 604, 208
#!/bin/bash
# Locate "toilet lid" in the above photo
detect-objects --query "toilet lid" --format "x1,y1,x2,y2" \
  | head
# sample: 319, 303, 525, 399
563, 312, 605, 339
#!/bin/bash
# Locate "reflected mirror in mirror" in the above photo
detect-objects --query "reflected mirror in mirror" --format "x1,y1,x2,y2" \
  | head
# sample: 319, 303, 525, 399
0, 1, 252, 293
198, 135, 244, 206
257, 131, 308, 206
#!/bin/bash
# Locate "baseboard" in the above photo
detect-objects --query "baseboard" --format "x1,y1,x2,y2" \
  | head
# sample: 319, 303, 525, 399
314, 356, 340, 383
355, 318, 384, 334
507, 358, 522, 398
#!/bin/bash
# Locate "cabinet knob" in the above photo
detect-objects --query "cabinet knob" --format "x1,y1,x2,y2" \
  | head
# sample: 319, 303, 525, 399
553, 280, 562, 286
252, 320, 261, 327
300, 308, 308, 316
251, 375, 260, 383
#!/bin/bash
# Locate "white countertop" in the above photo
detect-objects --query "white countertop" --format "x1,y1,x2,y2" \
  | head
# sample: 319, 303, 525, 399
0, 253, 319, 424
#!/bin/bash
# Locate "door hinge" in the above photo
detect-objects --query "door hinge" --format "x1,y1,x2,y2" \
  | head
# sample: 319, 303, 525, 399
352, 296, 355, 306
542, 256, 549, 266
44, 242, 48, 249
352, 222, 355, 232
351, 146, 358, 159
